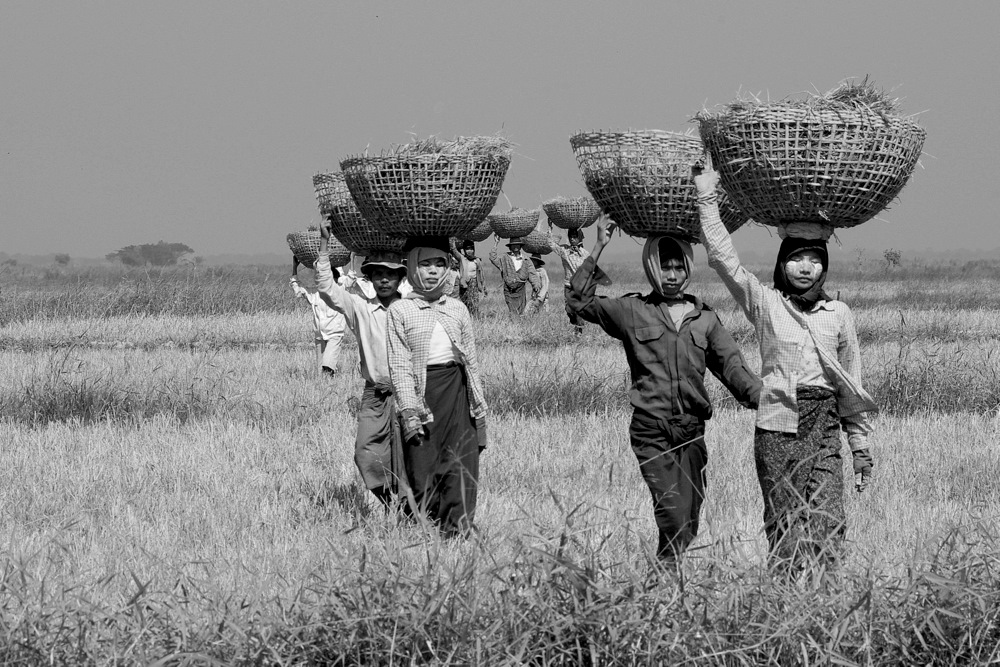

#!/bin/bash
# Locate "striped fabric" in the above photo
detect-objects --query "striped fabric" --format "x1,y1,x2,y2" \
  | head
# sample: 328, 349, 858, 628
549, 240, 588, 288
699, 195, 875, 441
387, 296, 487, 423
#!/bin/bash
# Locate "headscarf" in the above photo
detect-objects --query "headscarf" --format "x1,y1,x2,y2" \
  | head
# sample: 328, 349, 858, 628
641, 234, 694, 298
404, 237, 451, 302
772, 237, 831, 310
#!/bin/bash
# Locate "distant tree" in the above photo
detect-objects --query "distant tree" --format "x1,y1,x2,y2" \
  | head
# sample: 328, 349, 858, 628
883, 248, 902, 268
1, 258, 16, 267
106, 241, 195, 267
54, 253, 71, 266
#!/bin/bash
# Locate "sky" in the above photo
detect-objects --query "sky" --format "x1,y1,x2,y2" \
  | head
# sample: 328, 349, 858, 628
2, 1, 998, 263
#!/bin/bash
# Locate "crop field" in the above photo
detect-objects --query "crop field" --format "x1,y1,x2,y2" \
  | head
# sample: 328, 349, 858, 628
2, 257, 1000, 664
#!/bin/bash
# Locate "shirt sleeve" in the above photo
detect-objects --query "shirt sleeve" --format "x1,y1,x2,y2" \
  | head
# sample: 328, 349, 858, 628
704, 315, 762, 409
837, 305, 874, 439
457, 306, 488, 419
489, 247, 502, 270
698, 195, 765, 323
387, 305, 421, 414
315, 254, 360, 326
289, 278, 308, 298
537, 270, 549, 301
565, 256, 625, 339
526, 260, 541, 292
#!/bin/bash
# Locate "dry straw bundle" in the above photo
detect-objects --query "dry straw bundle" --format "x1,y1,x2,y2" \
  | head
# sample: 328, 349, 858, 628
697, 78, 926, 228
570, 129, 747, 241
340, 136, 513, 238
286, 230, 352, 268
456, 220, 493, 243
488, 207, 540, 239
312, 172, 406, 254
521, 229, 553, 255
541, 196, 602, 230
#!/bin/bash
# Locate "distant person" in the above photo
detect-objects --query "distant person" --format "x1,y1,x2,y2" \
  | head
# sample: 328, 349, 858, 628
695, 162, 876, 569
566, 216, 761, 566
290, 256, 347, 376
314, 225, 408, 508
489, 236, 541, 316
528, 253, 549, 313
453, 240, 487, 317
548, 228, 609, 335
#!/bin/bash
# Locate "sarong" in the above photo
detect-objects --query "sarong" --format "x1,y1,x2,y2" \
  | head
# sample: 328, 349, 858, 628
354, 383, 403, 492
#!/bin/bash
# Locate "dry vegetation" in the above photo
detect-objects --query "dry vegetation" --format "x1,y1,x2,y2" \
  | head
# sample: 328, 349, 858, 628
1, 257, 999, 664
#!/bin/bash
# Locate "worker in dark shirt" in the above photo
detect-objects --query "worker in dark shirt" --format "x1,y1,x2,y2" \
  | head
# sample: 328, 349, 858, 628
567, 216, 761, 565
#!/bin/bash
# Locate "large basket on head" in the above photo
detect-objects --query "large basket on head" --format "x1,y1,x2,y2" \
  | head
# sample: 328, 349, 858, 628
340, 136, 513, 238
313, 172, 406, 254
488, 208, 540, 239
521, 229, 552, 255
286, 230, 351, 268
542, 196, 602, 230
456, 220, 493, 243
570, 130, 747, 242
696, 81, 926, 228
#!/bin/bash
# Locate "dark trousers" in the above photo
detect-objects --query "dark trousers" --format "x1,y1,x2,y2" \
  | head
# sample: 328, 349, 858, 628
629, 413, 707, 562
354, 383, 403, 492
503, 282, 528, 315
564, 285, 583, 330
755, 387, 845, 567
403, 364, 480, 538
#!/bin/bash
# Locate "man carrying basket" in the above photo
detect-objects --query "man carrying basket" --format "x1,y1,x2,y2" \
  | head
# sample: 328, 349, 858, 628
489, 236, 542, 316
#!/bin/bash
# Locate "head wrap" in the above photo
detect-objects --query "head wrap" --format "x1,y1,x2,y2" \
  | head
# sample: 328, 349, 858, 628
773, 237, 831, 310
403, 236, 451, 301
641, 234, 694, 298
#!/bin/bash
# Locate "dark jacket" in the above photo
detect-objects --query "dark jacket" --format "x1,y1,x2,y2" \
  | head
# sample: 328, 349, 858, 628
567, 256, 761, 422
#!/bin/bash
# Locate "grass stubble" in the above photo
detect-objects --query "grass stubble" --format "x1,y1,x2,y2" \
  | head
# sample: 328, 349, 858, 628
1, 260, 999, 663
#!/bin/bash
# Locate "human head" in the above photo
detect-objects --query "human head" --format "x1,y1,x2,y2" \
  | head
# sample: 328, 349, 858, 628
461, 240, 476, 259
507, 238, 524, 255
360, 251, 406, 300
642, 235, 693, 298
403, 236, 451, 301
529, 253, 545, 269
567, 228, 585, 245
772, 237, 830, 308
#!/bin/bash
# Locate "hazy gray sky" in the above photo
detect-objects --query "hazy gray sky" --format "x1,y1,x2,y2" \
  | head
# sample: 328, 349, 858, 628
3, 1, 996, 261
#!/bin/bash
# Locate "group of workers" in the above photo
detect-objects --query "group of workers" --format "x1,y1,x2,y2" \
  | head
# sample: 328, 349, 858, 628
289, 162, 876, 572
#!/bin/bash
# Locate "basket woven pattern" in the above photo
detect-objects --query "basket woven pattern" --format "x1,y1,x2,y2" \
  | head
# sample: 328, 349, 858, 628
340, 152, 511, 237
542, 197, 602, 230
521, 229, 552, 255
457, 220, 493, 242
312, 172, 406, 254
488, 208, 540, 239
698, 105, 925, 228
286, 231, 351, 268
570, 130, 747, 241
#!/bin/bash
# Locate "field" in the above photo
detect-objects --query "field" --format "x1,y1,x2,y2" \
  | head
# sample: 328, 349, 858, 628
2, 257, 1000, 664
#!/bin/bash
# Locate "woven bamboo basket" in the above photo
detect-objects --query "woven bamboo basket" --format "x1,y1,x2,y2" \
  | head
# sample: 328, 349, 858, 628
521, 229, 552, 255
697, 82, 926, 228
340, 136, 512, 238
541, 196, 602, 230
488, 208, 540, 239
312, 172, 406, 254
456, 220, 493, 243
570, 130, 747, 242
286, 230, 351, 268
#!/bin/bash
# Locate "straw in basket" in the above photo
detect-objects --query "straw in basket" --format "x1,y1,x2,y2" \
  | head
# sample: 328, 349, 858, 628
696, 79, 926, 228
488, 207, 540, 239
521, 229, 553, 255
541, 196, 602, 230
340, 136, 512, 238
456, 219, 493, 243
570, 130, 747, 242
313, 172, 406, 254
287, 230, 351, 268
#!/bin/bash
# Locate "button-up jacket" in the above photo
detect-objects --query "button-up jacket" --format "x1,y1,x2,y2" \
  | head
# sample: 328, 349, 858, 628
567, 256, 761, 422
489, 249, 541, 292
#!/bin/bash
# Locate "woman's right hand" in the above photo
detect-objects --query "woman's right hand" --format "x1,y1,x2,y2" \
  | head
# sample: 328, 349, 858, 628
692, 156, 720, 196
319, 220, 331, 240
594, 215, 617, 248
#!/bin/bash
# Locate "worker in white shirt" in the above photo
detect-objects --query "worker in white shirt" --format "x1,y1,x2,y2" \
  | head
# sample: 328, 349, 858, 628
290, 256, 348, 376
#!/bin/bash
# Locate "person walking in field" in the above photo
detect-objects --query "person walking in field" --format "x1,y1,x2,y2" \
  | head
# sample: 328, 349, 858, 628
694, 163, 876, 569
489, 236, 542, 316
315, 225, 408, 509
290, 257, 348, 376
453, 240, 487, 317
547, 228, 610, 335
527, 253, 549, 313
388, 236, 488, 539
566, 216, 761, 565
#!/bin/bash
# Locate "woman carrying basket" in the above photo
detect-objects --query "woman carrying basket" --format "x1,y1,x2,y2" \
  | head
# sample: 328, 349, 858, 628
694, 163, 876, 569
388, 236, 488, 539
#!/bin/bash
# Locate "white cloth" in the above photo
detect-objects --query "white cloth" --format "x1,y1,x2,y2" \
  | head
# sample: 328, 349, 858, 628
290, 277, 347, 341
426, 320, 458, 365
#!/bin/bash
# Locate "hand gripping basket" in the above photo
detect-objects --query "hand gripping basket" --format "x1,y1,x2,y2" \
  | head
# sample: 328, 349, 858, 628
521, 229, 553, 255
340, 136, 513, 238
488, 207, 540, 239
541, 196, 602, 230
286, 230, 352, 269
312, 172, 406, 254
696, 82, 926, 228
570, 130, 747, 241
456, 220, 493, 243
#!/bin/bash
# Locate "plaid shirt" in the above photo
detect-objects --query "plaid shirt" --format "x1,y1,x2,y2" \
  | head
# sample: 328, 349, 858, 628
489, 249, 541, 292
699, 196, 875, 441
549, 239, 589, 288
387, 295, 487, 422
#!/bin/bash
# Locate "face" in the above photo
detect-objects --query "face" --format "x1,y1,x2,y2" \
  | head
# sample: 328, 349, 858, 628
369, 267, 403, 299
508, 244, 523, 255
568, 230, 583, 244
784, 250, 824, 290
416, 257, 447, 286
659, 258, 687, 296
463, 247, 476, 259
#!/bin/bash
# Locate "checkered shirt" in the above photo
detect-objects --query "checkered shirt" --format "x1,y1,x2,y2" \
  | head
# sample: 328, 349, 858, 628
699, 197, 876, 440
549, 239, 589, 288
